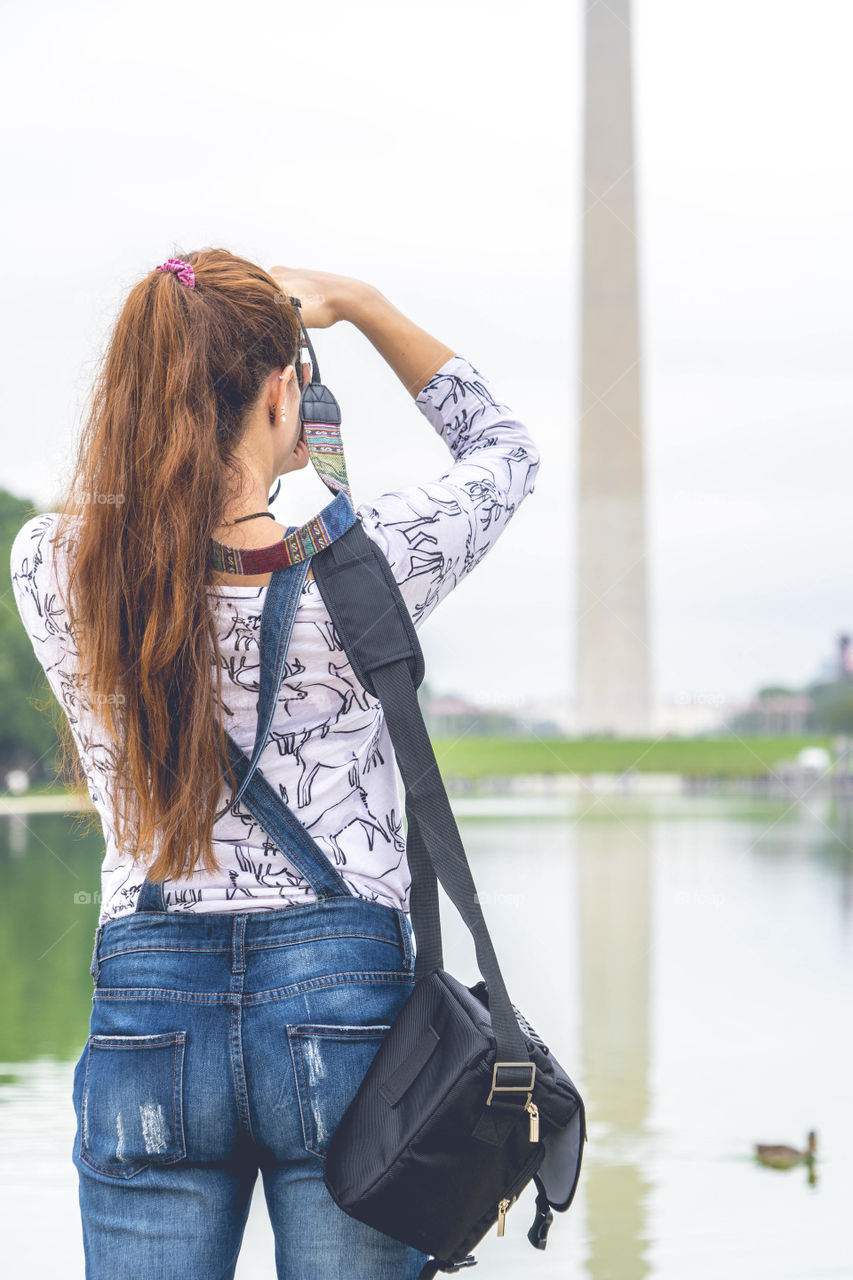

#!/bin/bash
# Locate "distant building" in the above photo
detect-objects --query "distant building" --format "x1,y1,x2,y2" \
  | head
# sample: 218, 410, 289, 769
730, 692, 814, 736
420, 692, 566, 738
839, 633, 853, 681
809, 631, 853, 686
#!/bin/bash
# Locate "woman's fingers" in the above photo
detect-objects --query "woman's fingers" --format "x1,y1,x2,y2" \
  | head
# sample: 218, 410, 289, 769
268, 267, 326, 327
267, 267, 352, 329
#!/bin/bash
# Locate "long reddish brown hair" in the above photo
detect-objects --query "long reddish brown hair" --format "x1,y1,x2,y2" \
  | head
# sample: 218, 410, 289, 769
53, 248, 301, 884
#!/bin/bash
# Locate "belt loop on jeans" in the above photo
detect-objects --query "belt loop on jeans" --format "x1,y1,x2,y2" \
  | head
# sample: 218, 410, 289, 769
89, 923, 105, 984
231, 915, 247, 975
395, 908, 414, 972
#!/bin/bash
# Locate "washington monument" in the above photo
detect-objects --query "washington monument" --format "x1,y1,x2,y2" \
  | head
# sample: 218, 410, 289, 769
577, 0, 652, 735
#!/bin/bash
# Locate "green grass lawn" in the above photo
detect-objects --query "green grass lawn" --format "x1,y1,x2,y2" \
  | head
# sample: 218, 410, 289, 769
428, 735, 835, 779
2, 734, 836, 799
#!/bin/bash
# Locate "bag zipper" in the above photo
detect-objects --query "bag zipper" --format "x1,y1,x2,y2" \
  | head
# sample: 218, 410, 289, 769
496, 1195, 515, 1237
492, 1143, 545, 1241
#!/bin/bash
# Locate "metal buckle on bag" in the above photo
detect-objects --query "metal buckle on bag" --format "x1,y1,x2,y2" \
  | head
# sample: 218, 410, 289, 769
485, 1061, 536, 1107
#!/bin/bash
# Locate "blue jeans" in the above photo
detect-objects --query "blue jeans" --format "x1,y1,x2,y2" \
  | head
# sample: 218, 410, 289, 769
72, 897, 431, 1279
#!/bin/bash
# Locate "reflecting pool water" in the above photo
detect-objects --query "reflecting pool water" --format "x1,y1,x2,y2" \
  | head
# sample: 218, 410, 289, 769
1, 793, 850, 1278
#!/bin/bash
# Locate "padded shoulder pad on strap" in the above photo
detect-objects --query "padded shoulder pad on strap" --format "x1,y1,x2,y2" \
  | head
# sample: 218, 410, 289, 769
311, 517, 425, 698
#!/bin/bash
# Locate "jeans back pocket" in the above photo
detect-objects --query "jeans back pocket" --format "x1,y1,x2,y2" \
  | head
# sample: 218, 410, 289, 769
79, 1031, 187, 1179
287, 1024, 391, 1158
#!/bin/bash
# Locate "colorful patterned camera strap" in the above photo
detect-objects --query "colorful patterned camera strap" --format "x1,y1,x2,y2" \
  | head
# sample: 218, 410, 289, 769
208, 488, 355, 575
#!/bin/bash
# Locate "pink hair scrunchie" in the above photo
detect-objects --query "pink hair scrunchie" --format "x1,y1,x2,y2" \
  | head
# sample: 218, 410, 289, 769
155, 257, 195, 289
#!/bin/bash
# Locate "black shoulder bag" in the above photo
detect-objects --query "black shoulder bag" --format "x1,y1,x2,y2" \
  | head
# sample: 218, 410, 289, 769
308, 517, 587, 1277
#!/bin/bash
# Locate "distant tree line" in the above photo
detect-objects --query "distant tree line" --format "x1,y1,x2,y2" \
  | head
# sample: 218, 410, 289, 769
1, 486, 63, 783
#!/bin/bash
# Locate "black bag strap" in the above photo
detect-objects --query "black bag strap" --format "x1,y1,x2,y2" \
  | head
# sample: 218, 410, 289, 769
312, 519, 529, 1065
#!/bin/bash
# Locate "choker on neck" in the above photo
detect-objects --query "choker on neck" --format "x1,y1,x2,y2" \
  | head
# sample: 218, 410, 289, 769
222, 511, 277, 526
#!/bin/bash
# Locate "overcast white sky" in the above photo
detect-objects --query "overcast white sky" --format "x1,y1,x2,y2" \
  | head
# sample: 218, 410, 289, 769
2, 0, 851, 713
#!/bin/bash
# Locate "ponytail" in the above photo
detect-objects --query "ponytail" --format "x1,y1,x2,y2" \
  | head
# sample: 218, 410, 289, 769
54, 248, 301, 883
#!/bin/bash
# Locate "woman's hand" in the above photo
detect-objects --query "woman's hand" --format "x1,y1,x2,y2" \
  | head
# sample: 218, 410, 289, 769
267, 266, 365, 328
270, 267, 454, 399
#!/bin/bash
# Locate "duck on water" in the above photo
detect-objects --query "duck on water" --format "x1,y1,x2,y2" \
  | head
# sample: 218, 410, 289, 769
753, 1131, 817, 1169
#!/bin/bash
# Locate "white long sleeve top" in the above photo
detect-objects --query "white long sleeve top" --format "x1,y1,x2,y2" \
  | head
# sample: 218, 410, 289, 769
10, 354, 540, 927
